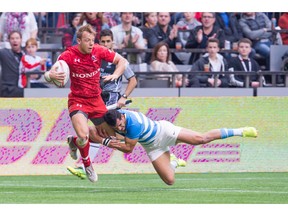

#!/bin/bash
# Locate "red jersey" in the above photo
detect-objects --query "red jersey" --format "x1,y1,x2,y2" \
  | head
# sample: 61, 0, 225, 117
58, 44, 116, 98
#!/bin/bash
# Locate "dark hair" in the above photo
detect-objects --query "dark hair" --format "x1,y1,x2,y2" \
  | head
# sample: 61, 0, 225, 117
8, 30, 22, 39
206, 38, 220, 47
103, 110, 122, 127
68, 12, 81, 27
120, 12, 134, 17
201, 12, 216, 18
238, 38, 252, 46
76, 24, 96, 39
100, 29, 113, 40
150, 41, 170, 63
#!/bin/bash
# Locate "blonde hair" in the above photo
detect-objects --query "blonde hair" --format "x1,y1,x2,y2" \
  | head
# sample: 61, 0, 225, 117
76, 24, 96, 39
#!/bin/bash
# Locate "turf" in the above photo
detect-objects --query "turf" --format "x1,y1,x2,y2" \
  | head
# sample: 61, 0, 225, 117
0, 172, 287, 204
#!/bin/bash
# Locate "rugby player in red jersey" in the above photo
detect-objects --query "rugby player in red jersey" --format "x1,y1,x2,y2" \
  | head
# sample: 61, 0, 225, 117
44, 24, 128, 182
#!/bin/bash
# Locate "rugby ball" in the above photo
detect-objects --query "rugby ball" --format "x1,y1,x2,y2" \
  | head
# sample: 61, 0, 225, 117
52, 60, 70, 87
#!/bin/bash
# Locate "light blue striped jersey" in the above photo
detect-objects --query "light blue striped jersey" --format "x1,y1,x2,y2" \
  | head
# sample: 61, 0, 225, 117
118, 110, 159, 146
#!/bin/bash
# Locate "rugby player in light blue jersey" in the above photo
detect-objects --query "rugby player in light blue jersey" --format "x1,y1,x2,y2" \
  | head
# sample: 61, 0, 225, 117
101, 109, 258, 185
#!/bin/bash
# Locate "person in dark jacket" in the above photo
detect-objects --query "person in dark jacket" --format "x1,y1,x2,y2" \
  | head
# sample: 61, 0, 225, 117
185, 12, 225, 64
215, 12, 243, 44
61, 13, 81, 49
228, 38, 265, 88
0, 31, 25, 97
186, 38, 229, 88
144, 12, 182, 64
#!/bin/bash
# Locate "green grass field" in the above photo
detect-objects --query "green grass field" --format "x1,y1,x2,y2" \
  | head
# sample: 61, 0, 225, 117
1, 172, 288, 204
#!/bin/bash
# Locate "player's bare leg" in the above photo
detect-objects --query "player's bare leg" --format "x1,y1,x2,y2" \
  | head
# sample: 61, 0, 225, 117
71, 113, 97, 182
151, 151, 176, 186
176, 127, 257, 145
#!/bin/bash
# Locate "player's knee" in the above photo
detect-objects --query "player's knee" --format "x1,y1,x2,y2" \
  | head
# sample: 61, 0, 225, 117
163, 176, 175, 186
76, 134, 89, 147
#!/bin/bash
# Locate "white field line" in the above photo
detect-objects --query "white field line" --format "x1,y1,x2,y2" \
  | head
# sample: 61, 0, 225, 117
166, 188, 288, 194
0, 183, 287, 195
0, 176, 287, 185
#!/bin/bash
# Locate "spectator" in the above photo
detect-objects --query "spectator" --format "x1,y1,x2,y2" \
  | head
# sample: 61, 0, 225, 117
0, 12, 38, 48
150, 42, 183, 87
62, 13, 82, 49
33, 12, 47, 27
194, 12, 202, 22
0, 31, 25, 97
140, 12, 157, 46
215, 12, 243, 45
228, 38, 265, 88
185, 12, 225, 64
111, 12, 145, 64
145, 12, 182, 64
278, 12, 288, 45
79, 12, 109, 41
19, 38, 48, 88
186, 38, 229, 88
176, 12, 202, 64
132, 13, 143, 27
239, 12, 273, 70
103, 12, 121, 28
170, 13, 183, 25
176, 12, 202, 47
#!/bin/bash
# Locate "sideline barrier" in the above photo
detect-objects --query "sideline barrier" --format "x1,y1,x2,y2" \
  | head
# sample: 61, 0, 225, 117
24, 87, 288, 98
0, 97, 287, 175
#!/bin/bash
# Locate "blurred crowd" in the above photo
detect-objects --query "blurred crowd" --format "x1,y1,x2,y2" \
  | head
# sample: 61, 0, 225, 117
0, 12, 288, 97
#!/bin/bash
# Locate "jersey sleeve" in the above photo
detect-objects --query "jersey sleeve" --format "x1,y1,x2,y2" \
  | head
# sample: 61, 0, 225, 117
97, 44, 116, 63
57, 51, 72, 65
123, 65, 135, 80
125, 123, 142, 140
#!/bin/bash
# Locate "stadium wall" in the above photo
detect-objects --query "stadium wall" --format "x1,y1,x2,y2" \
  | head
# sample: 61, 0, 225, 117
0, 96, 287, 175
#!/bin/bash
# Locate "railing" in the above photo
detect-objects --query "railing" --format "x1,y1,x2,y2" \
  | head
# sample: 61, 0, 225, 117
134, 71, 288, 88
267, 29, 288, 44
24, 70, 288, 88
36, 47, 237, 64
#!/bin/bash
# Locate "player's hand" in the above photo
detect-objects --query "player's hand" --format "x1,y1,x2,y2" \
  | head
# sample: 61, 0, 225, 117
117, 97, 127, 108
207, 78, 214, 86
208, 33, 217, 39
49, 66, 65, 81
131, 34, 139, 44
196, 29, 203, 43
251, 81, 260, 88
40, 58, 47, 65
102, 74, 119, 82
102, 136, 120, 148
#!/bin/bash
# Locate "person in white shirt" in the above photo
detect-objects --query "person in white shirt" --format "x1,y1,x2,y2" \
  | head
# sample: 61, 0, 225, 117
110, 12, 145, 63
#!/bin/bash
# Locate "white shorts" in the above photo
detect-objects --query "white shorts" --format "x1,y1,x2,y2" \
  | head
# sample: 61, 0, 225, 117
142, 120, 182, 162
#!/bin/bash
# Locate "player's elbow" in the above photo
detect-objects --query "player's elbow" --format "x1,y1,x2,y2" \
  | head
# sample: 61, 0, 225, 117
125, 146, 134, 154
129, 76, 138, 87
195, 134, 209, 145
124, 149, 133, 154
